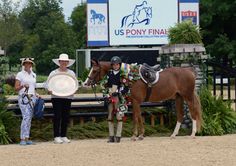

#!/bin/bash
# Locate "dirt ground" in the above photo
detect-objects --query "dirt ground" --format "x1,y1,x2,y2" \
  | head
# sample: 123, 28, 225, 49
0, 135, 236, 166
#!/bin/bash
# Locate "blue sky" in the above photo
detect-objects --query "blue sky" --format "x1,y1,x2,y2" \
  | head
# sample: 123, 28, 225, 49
61, 0, 82, 19
13, 0, 82, 19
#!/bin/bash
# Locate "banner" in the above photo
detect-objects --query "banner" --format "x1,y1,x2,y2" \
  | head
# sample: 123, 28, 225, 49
109, 0, 178, 45
179, 0, 199, 25
87, 0, 109, 46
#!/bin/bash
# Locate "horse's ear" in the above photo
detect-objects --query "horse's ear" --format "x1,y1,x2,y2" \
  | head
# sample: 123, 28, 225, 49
91, 59, 99, 66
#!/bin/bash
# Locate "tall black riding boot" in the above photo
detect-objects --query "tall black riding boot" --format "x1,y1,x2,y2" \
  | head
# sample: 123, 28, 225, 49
115, 137, 121, 143
107, 136, 115, 143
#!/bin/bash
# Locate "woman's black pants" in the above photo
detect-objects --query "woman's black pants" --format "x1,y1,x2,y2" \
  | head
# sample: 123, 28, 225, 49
51, 98, 72, 137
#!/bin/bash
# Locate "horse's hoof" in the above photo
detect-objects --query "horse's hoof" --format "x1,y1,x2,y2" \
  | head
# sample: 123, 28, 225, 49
170, 135, 176, 139
131, 136, 137, 141
138, 135, 144, 140
190, 134, 196, 139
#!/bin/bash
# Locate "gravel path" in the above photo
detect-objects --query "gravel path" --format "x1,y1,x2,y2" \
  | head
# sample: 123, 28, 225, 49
0, 135, 236, 166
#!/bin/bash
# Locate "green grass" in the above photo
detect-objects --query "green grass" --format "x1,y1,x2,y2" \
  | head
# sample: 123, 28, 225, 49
29, 116, 191, 142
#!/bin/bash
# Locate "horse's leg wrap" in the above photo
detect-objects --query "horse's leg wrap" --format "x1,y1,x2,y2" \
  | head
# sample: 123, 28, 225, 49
171, 121, 181, 138
191, 119, 197, 138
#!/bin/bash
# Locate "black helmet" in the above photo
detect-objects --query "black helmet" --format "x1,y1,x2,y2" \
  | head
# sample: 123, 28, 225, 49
111, 56, 122, 65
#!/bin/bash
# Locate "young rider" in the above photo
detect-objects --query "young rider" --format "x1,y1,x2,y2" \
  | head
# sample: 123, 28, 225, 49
103, 56, 129, 143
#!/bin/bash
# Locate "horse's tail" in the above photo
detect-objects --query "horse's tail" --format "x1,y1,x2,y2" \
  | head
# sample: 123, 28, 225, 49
194, 92, 202, 132
121, 16, 127, 28
121, 14, 132, 28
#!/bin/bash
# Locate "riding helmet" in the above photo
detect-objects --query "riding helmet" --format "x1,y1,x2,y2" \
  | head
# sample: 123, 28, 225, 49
111, 56, 122, 65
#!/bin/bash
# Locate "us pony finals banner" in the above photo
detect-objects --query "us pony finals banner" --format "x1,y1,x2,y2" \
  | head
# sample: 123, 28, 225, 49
86, 0, 199, 47
87, 0, 109, 46
109, 0, 178, 46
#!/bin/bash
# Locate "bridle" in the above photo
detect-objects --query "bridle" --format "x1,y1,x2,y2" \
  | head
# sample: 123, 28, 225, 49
87, 64, 101, 86
87, 64, 103, 102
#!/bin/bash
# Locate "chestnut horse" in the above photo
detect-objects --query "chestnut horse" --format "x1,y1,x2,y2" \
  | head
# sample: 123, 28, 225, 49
84, 60, 202, 140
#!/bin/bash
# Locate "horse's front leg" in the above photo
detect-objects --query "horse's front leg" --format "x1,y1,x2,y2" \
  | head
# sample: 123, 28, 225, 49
137, 111, 144, 140
131, 100, 140, 141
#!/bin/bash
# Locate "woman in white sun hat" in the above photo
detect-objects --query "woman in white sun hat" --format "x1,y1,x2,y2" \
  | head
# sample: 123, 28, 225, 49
46, 53, 76, 144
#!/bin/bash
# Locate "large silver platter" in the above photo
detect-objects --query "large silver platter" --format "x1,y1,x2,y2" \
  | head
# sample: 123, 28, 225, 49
47, 73, 78, 97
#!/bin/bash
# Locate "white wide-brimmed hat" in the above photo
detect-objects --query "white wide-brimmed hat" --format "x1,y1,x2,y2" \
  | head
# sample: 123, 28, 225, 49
52, 53, 75, 67
20, 57, 35, 65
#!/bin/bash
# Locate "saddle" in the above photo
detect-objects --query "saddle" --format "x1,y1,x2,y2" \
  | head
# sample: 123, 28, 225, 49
140, 63, 161, 86
143, 63, 160, 72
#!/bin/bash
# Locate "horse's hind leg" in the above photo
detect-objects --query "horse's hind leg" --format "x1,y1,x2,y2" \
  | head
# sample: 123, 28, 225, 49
186, 99, 196, 137
185, 93, 202, 138
171, 94, 184, 138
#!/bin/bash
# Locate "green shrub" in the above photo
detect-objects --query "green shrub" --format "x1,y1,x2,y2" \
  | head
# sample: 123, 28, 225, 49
37, 75, 48, 82
0, 89, 20, 144
168, 20, 202, 44
0, 120, 11, 144
79, 68, 90, 82
0, 99, 20, 144
199, 87, 236, 135
3, 84, 16, 95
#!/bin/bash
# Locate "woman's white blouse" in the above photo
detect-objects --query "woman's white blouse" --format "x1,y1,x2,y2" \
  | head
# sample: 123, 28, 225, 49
16, 70, 36, 95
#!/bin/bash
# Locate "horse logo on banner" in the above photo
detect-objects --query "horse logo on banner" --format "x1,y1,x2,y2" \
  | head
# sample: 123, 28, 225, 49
90, 9, 105, 24
121, 1, 152, 28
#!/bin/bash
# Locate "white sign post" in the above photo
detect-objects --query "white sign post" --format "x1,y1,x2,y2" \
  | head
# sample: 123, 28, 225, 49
0, 47, 4, 56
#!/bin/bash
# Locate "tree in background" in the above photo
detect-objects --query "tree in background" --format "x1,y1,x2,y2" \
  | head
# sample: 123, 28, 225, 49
0, 0, 22, 60
200, 0, 236, 63
14, 0, 78, 74
1, 0, 236, 74
70, 2, 86, 48
0, 61, 19, 144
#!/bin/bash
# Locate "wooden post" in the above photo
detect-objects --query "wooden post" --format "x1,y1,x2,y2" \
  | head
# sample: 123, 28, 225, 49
150, 114, 155, 127
142, 115, 145, 123
160, 114, 164, 126
49, 119, 53, 124
70, 118, 74, 127
91, 116, 96, 123
80, 117, 84, 125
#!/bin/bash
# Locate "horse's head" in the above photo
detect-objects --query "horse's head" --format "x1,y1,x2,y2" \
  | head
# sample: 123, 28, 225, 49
145, 7, 152, 18
83, 59, 110, 86
90, 9, 95, 15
